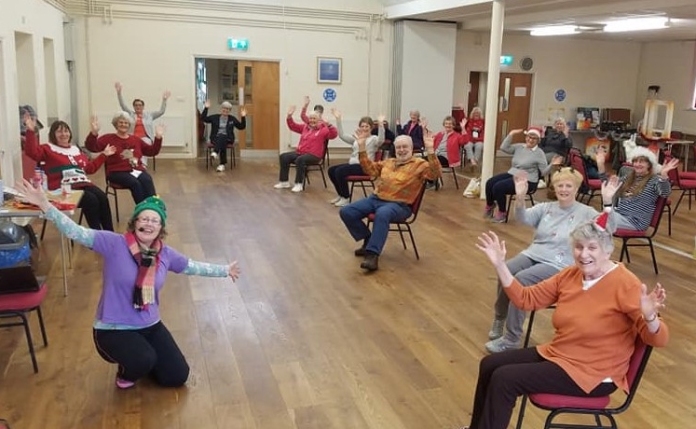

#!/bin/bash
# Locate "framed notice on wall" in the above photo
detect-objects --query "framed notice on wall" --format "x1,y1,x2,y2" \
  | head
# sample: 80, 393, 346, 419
317, 57, 342, 84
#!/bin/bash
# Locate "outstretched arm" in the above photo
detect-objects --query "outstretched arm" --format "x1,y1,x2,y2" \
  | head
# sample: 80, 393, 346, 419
183, 260, 240, 281
115, 82, 134, 114
151, 90, 170, 120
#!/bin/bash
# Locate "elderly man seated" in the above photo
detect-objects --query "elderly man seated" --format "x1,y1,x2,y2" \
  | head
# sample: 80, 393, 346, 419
339, 129, 441, 271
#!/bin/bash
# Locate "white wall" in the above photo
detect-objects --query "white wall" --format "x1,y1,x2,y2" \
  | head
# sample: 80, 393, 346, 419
454, 32, 643, 127
72, 1, 393, 155
398, 21, 457, 127
636, 41, 696, 134
0, 0, 70, 185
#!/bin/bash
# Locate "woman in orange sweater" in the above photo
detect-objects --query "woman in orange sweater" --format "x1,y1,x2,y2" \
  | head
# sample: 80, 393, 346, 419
465, 216, 669, 429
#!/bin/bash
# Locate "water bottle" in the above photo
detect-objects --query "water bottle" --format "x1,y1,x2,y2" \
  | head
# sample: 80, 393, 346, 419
40, 168, 48, 192
32, 167, 42, 189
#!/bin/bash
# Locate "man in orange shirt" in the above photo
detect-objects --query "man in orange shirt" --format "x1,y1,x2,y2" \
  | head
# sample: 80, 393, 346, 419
339, 129, 441, 271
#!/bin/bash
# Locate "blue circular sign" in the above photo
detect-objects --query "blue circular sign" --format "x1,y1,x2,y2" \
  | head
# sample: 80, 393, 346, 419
554, 89, 566, 102
323, 88, 337, 102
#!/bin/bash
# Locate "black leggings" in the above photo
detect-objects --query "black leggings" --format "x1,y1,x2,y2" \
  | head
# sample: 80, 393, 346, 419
107, 171, 156, 204
77, 185, 113, 231
93, 321, 189, 387
328, 163, 366, 198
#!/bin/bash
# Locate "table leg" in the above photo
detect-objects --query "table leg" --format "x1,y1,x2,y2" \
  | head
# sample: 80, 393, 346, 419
60, 233, 68, 296
685, 147, 690, 172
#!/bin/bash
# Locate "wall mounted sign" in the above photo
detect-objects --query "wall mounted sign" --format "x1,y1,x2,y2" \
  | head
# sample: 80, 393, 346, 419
555, 89, 567, 102
323, 88, 337, 102
227, 38, 249, 51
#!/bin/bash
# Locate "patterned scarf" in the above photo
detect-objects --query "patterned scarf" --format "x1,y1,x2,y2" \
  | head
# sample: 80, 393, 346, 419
125, 231, 161, 311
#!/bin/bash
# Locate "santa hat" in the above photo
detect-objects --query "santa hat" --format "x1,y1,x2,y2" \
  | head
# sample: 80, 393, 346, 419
627, 146, 661, 174
594, 210, 610, 231
524, 127, 543, 139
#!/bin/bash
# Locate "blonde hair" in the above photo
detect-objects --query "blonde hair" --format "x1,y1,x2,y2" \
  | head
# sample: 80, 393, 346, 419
551, 167, 583, 188
470, 106, 483, 118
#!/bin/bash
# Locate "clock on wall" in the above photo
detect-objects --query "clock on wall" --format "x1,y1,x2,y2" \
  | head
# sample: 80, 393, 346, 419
520, 56, 534, 71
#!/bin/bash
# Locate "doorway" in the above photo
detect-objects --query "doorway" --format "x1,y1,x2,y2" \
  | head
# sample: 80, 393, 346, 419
195, 57, 279, 157
468, 71, 532, 147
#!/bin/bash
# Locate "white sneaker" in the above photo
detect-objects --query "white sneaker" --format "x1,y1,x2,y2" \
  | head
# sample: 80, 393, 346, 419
210, 151, 218, 159
485, 337, 520, 354
274, 182, 291, 189
216, 164, 225, 172
291, 183, 304, 193
537, 179, 547, 189
488, 319, 504, 340
329, 196, 342, 204
334, 197, 350, 207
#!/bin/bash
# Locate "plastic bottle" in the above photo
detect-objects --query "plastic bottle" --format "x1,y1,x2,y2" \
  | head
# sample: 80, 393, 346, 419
40, 168, 48, 192
32, 167, 42, 189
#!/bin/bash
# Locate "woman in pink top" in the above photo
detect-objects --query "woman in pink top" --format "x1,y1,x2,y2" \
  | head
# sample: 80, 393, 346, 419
462, 216, 669, 429
273, 106, 333, 193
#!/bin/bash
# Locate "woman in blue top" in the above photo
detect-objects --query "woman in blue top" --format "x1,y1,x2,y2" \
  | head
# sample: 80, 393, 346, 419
16, 180, 241, 390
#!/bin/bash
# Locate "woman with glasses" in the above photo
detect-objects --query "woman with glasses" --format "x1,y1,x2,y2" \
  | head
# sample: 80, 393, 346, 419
484, 169, 620, 354
484, 127, 564, 222
14, 183, 241, 390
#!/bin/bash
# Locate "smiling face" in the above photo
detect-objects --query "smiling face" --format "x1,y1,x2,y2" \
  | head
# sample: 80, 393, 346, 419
632, 156, 652, 176
115, 118, 131, 135
554, 119, 566, 132
220, 107, 231, 116
49, 121, 73, 147
359, 121, 372, 133
443, 119, 454, 133
307, 113, 320, 128
573, 238, 612, 280
132, 100, 144, 115
553, 179, 578, 206
525, 133, 540, 148
409, 111, 420, 123
134, 209, 162, 247
394, 136, 413, 163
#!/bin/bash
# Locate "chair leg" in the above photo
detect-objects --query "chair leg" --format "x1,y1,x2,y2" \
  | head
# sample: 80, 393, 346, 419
406, 226, 419, 260
206, 147, 211, 170
672, 190, 686, 215
396, 224, 408, 250
515, 395, 529, 429
18, 312, 39, 373
36, 307, 48, 346
319, 166, 327, 188
452, 169, 459, 190
668, 206, 672, 236
152, 156, 156, 171
40, 219, 48, 241
648, 238, 658, 274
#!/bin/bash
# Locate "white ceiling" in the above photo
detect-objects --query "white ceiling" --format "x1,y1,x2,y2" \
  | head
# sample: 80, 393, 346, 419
380, 0, 696, 42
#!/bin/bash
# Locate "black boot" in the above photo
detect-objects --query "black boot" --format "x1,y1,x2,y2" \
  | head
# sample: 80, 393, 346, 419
360, 252, 379, 271
354, 236, 370, 257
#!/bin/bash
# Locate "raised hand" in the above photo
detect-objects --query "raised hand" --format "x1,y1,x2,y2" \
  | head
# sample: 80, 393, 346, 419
660, 158, 679, 179
287, 105, 296, 116
331, 108, 341, 119
460, 118, 468, 130
509, 129, 525, 136
90, 115, 100, 135
601, 175, 621, 202
103, 144, 117, 157
228, 261, 241, 282
204, 99, 211, 108
551, 155, 565, 165
23, 112, 36, 131
14, 178, 50, 211
423, 128, 435, 153
240, 106, 247, 117
377, 114, 385, 124
640, 283, 666, 320
303, 96, 310, 107
514, 171, 529, 197
163, 90, 171, 100
155, 124, 165, 139
114, 82, 123, 92
475, 231, 507, 267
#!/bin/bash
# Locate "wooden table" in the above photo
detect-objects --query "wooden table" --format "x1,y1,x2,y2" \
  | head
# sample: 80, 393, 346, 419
0, 190, 83, 296
663, 140, 695, 171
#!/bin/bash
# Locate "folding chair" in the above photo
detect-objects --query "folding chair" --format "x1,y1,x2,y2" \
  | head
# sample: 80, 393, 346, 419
291, 140, 329, 188
205, 142, 236, 170
505, 190, 536, 223
346, 151, 384, 201
105, 179, 130, 223
613, 196, 667, 274
568, 148, 602, 205
0, 282, 49, 373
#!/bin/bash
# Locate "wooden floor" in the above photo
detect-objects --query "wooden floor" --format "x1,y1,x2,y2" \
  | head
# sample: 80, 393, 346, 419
1, 154, 695, 429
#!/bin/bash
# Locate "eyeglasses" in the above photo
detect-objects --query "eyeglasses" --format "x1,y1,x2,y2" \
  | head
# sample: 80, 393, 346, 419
136, 217, 161, 225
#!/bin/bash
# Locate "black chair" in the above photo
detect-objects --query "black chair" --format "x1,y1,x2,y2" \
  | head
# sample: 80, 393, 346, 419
291, 140, 329, 188
505, 190, 536, 223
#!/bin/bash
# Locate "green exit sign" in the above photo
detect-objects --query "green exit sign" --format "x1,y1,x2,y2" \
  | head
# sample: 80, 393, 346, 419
227, 38, 249, 51
500, 55, 514, 66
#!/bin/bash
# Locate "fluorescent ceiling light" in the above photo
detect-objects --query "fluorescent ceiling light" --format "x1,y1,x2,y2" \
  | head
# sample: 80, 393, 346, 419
603, 17, 668, 33
530, 25, 579, 36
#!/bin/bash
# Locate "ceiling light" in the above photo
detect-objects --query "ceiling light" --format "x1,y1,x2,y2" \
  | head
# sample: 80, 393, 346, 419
603, 17, 669, 33
530, 25, 579, 36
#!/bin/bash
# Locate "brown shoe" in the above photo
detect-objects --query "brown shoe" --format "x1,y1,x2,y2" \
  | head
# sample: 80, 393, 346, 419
360, 253, 379, 271
354, 246, 368, 257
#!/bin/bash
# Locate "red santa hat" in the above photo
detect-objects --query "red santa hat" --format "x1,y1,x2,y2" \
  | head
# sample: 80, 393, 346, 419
594, 210, 610, 231
524, 127, 543, 139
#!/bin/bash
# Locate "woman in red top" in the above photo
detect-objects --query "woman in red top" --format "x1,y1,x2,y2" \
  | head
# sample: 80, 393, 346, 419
464, 106, 485, 166
85, 112, 163, 204
23, 115, 116, 231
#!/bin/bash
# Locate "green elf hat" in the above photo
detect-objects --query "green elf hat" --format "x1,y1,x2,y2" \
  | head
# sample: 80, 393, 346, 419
132, 196, 167, 226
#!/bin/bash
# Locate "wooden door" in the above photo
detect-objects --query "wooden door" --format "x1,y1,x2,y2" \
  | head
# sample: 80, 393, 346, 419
495, 73, 532, 148
237, 60, 280, 151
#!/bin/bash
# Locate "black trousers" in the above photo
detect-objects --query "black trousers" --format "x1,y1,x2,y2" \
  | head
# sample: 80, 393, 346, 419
328, 163, 365, 198
212, 134, 234, 166
93, 321, 189, 387
467, 347, 617, 429
485, 173, 538, 213
278, 152, 320, 184
77, 184, 113, 231
107, 170, 156, 204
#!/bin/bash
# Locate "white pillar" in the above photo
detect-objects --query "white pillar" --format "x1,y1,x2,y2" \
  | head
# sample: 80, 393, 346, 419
480, 0, 505, 199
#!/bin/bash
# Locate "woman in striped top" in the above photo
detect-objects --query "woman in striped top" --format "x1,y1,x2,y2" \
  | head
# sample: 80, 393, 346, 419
597, 146, 677, 230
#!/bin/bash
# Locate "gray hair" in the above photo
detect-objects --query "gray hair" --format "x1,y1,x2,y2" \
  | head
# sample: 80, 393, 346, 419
409, 110, 421, 118
393, 135, 413, 148
111, 111, 133, 127
307, 110, 321, 119
220, 101, 233, 109
570, 221, 614, 254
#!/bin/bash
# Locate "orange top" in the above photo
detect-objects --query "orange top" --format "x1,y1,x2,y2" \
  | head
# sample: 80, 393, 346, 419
359, 152, 441, 205
505, 264, 669, 393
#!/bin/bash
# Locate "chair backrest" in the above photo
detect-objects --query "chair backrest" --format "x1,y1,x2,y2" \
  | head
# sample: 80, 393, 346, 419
406, 183, 427, 222
617, 337, 653, 413
568, 149, 590, 187
649, 196, 668, 232
374, 150, 384, 162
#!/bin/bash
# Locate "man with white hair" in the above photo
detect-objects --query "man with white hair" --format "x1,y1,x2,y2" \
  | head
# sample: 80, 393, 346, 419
339, 130, 441, 271
201, 99, 247, 172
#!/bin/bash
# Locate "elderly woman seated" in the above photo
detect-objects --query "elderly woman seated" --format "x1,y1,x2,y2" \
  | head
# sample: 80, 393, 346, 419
484, 127, 564, 222
463, 216, 669, 429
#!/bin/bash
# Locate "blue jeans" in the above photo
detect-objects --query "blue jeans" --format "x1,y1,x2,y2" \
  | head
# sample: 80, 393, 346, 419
339, 195, 412, 255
